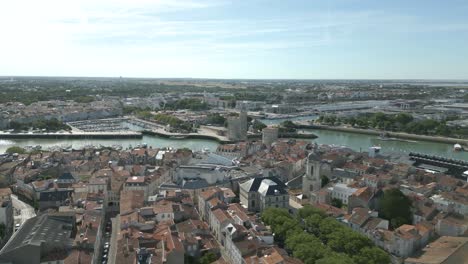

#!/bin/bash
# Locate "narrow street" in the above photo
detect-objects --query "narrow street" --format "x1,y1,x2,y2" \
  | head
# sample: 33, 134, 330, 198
11, 194, 36, 231
107, 216, 120, 264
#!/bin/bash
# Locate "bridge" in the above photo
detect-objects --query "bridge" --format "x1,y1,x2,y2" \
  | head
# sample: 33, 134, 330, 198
409, 152, 468, 178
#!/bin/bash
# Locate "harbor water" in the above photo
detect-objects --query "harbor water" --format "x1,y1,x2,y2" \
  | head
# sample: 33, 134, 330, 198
0, 114, 467, 160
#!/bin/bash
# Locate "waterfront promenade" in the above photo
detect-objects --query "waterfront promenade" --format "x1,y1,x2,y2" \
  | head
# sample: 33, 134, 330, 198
0, 130, 142, 139
296, 122, 468, 146
128, 117, 233, 143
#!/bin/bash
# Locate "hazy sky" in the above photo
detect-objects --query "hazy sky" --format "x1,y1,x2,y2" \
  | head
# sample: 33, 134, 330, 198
1, 0, 467, 79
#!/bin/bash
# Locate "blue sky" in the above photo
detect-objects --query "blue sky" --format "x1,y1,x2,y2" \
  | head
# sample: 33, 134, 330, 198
0, 0, 467, 79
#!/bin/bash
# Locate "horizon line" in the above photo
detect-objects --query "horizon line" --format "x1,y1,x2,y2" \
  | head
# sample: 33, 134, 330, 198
1, 75, 468, 82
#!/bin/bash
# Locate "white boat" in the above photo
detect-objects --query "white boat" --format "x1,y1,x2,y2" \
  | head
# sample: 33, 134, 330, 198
454, 143, 463, 151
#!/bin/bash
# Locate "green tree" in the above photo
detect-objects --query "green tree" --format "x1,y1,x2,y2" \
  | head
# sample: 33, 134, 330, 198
206, 113, 226, 126
292, 241, 329, 264
304, 214, 324, 236
316, 253, 355, 264
331, 198, 343, 208
74, 95, 94, 103
379, 188, 412, 229
252, 120, 267, 131
297, 205, 325, 220
275, 217, 301, 242
5, 146, 26, 154
394, 113, 413, 125
166, 98, 209, 111
261, 208, 291, 225
353, 247, 391, 264
280, 120, 297, 133
199, 252, 218, 264
321, 175, 330, 187
261, 206, 390, 263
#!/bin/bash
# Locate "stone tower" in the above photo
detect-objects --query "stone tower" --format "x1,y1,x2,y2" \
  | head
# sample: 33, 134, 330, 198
239, 109, 248, 140
227, 110, 248, 141
302, 150, 322, 197
262, 126, 279, 147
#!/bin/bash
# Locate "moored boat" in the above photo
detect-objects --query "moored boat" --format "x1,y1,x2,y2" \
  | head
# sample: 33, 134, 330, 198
454, 143, 463, 151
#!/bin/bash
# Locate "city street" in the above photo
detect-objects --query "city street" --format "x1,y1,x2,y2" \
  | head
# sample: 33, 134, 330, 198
11, 194, 36, 231
107, 217, 119, 264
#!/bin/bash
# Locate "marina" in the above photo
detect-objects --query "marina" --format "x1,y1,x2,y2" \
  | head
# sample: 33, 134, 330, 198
0, 116, 467, 159
1, 126, 467, 160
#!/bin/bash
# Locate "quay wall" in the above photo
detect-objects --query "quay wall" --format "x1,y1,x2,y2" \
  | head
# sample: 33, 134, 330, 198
248, 133, 317, 140
297, 124, 468, 145
142, 130, 234, 143
0, 132, 142, 139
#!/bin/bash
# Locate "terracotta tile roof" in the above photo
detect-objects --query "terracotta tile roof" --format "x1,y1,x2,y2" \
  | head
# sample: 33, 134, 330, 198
153, 200, 175, 214
405, 236, 468, 264
227, 203, 250, 222
349, 207, 371, 227
351, 186, 373, 202
208, 197, 223, 207
221, 187, 236, 198
261, 247, 303, 264
120, 190, 145, 215
0, 188, 12, 197
212, 208, 232, 223
199, 187, 221, 201
312, 203, 345, 218
395, 224, 421, 240
126, 176, 146, 183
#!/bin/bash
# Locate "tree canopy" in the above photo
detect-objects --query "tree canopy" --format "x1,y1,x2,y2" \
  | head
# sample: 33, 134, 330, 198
165, 98, 209, 111
261, 206, 390, 264
317, 112, 467, 137
252, 120, 267, 131
379, 188, 412, 229
199, 252, 218, 264
5, 146, 26, 154
205, 113, 226, 126
331, 198, 343, 208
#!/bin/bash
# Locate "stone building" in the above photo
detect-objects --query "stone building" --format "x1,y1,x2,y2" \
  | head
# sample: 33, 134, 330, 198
227, 110, 247, 141
262, 126, 279, 147
239, 177, 288, 213
302, 151, 323, 201
0, 188, 13, 248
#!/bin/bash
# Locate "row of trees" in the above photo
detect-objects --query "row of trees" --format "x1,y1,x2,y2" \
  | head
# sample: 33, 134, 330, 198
280, 120, 297, 133
153, 113, 193, 132
130, 109, 194, 132
165, 98, 209, 111
317, 112, 466, 137
261, 206, 390, 264
9, 118, 70, 132
205, 113, 226, 126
